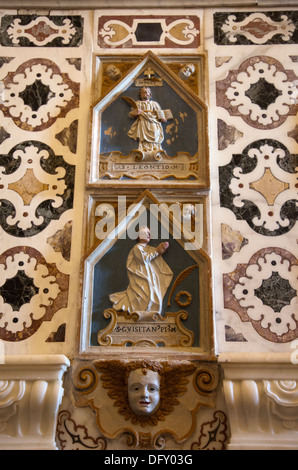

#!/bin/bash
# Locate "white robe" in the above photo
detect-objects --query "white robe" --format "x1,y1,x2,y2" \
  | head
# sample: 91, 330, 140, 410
109, 243, 173, 314
127, 100, 164, 149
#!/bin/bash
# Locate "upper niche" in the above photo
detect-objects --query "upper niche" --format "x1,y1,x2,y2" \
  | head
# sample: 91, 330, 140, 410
90, 51, 209, 188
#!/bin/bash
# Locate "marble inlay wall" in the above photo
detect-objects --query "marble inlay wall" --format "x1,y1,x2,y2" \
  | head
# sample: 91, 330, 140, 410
206, 8, 298, 351
0, 10, 92, 354
0, 6, 297, 450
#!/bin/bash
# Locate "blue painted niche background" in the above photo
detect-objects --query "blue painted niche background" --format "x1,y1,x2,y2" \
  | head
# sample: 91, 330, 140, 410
100, 73, 198, 158
90, 212, 200, 347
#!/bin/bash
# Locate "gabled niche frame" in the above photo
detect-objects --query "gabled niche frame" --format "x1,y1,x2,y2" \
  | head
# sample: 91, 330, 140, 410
88, 51, 209, 189
80, 190, 214, 359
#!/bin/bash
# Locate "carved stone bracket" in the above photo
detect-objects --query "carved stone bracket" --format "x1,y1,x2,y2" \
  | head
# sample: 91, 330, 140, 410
219, 353, 298, 450
73, 358, 219, 449
0, 355, 69, 450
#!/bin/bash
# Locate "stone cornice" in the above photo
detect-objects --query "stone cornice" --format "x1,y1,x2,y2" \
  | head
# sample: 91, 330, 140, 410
0, 0, 297, 10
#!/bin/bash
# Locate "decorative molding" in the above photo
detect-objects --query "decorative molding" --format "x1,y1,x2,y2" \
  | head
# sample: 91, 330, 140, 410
219, 353, 298, 450
0, 0, 296, 9
0, 355, 69, 450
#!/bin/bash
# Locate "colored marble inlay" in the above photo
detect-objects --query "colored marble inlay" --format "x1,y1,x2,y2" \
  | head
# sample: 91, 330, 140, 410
223, 248, 298, 343
0, 246, 69, 341
98, 15, 200, 48
0, 58, 80, 132
214, 11, 298, 45
0, 141, 75, 237
0, 15, 84, 47
216, 56, 298, 130
219, 139, 298, 237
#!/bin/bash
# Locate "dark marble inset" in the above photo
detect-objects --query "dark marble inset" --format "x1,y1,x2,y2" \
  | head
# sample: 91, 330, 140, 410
225, 325, 247, 342
135, 22, 163, 42
19, 79, 54, 112
0, 15, 84, 47
0, 270, 39, 311
46, 323, 66, 342
214, 11, 298, 45
255, 271, 297, 313
55, 120, 78, 154
245, 78, 282, 110
0, 126, 10, 145
0, 57, 14, 67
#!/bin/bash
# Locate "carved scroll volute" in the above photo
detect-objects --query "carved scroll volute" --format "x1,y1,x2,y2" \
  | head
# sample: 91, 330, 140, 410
193, 364, 219, 405
73, 364, 99, 408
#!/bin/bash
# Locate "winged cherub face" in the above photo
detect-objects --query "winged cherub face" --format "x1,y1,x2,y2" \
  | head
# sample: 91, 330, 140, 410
127, 368, 160, 416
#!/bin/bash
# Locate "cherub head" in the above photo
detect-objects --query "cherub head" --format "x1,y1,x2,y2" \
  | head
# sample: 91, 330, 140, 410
106, 64, 122, 81
179, 63, 195, 80
127, 366, 161, 417
94, 359, 196, 427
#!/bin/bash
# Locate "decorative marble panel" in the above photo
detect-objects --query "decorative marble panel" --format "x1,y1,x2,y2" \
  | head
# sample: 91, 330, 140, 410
0, 246, 69, 341
214, 11, 298, 45
0, 15, 84, 47
223, 247, 298, 343
0, 10, 89, 352
0, 141, 75, 237
219, 139, 298, 236
0, 58, 80, 132
206, 7, 298, 353
216, 56, 298, 130
97, 14, 201, 49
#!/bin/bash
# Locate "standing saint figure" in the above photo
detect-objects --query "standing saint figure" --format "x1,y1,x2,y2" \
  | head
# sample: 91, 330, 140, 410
109, 226, 173, 314
127, 87, 166, 153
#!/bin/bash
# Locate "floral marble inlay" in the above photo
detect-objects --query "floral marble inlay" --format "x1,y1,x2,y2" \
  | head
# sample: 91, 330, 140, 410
0, 58, 80, 131
216, 56, 298, 129
0, 246, 69, 341
0, 141, 75, 237
0, 15, 84, 47
191, 410, 229, 450
56, 410, 107, 450
214, 11, 298, 45
223, 248, 298, 343
219, 139, 298, 236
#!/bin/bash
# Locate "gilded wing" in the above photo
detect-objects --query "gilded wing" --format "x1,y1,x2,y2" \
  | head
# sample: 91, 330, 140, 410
94, 360, 127, 402
160, 363, 196, 414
